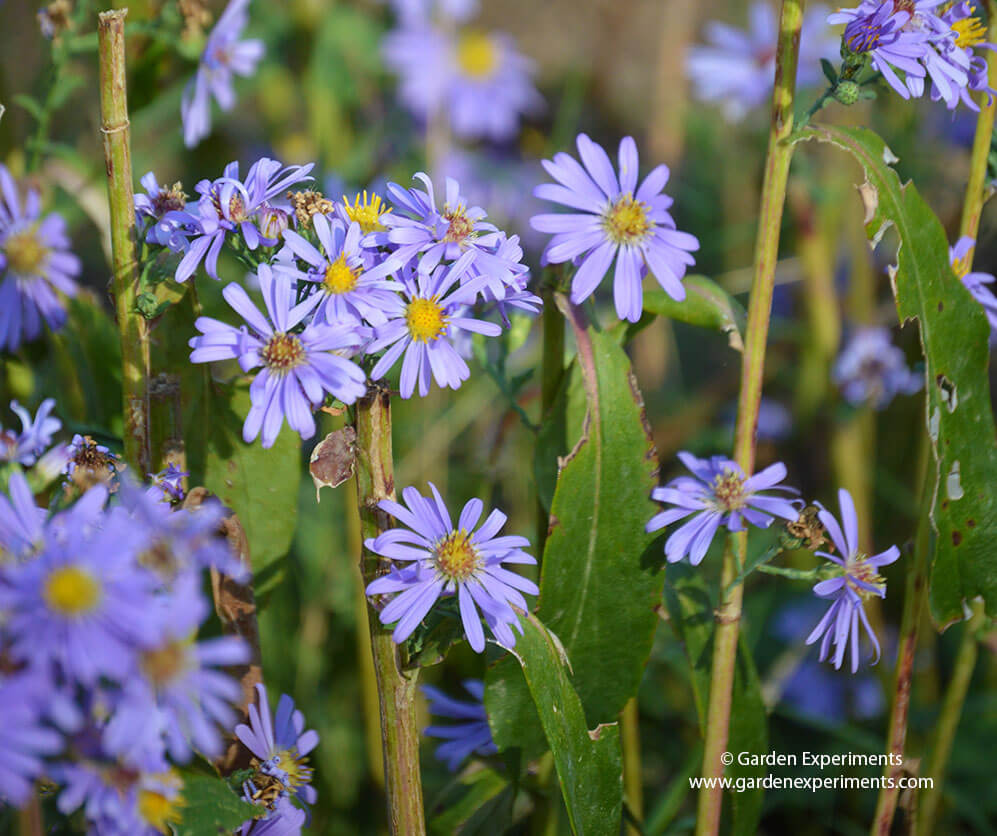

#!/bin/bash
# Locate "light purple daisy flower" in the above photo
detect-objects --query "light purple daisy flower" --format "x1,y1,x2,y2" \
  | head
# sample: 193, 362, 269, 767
833, 326, 923, 409
181, 0, 265, 148
646, 451, 800, 565
531, 134, 700, 323
367, 254, 502, 398
149, 462, 189, 503
176, 158, 313, 282
687, 2, 838, 121
805, 489, 900, 672
364, 483, 538, 653
188, 263, 367, 448
0, 165, 81, 351
1, 397, 60, 466
422, 679, 497, 771
0, 671, 64, 806
950, 236, 997, 336
134, 172, 196, 253
235, 683, 319, 811
276, 215, 402, 327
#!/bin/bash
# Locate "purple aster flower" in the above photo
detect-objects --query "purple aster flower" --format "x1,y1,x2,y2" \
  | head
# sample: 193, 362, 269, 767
531, 134, 700, 323
386, 0, 479, 27
181, 0, 264, 148
64, 433, 120, 489
188, 264, 368, 448
646, 452, 800, 565
805, 489, 900, 672
364, 483, 538, 653
833, 326, 922, 409
950, 236, 997, 337
367, 254, 502, 398
242, 795, 307, 836
422, 679, 497, 771
1, 397, 60, 466
0, 470, 46, 557
687, 2, 839, 121
0, 165, 81, 351
149, 462, 189, 502
0, 671, 64, 806
176, 158, 313, 283
235, 682, 319, 813
276, 215, 402, 327
134, 172, 196, 253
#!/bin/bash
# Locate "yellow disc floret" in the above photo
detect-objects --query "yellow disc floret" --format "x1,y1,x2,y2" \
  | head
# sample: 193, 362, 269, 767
43, 565, 102, 616
261, 333, 306, 373
138, 772, 185, 833
952, 13, 986, 47
323, 254, 360, 295
845, 554, 886, 600
711, 470, 746, 512
4, 229, 47, 275
273, 749, 314, 789
343, 190, 390, 233
406, 297, 448, 342
602, 194, 652, 245
434, 529, 481, 582
456, 31, 499, 79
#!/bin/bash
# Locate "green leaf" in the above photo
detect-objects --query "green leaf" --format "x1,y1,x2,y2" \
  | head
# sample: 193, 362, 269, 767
489, 311, 661, 754
428, 766, 512, 836
173, 773, 258, 836
795, 124, 997, 629
638, 275, 746, 351
485, 614, 623, 836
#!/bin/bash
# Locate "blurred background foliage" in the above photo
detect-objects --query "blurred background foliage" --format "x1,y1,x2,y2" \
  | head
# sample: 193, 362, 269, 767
1, 0, 996, 833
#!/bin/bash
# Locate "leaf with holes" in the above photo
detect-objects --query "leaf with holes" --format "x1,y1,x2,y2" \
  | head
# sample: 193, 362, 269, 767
173, 772, 259, 836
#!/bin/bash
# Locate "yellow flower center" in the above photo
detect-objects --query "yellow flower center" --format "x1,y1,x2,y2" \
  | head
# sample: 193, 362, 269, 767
602, 194, 652, 245
952, 251, 972, 278
323, 255, 360, 295
845, 554, 886, 600
952, 14, 986, 47
434, 529, 480, 582
443, 206, 475, 244
43, 565, 102, 616
4, 229, 47, 275
711, 470, 746, 512
406, 297, 448, 342
261, 333, 306, 372
343, 190, 390, 233
228, 194, 250, 223
141, 639, 191, 688
456, 31, 498, 79
274, 748, 313, 789
137, 773, 185, 833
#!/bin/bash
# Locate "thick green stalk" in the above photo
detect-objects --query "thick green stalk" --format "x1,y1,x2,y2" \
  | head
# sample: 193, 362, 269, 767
622, 697, 643, 835
354, 387, 426, 835
918, 600, 985, 834
537, 286, 565, 553
98, 10, 150, 474
695, 2, 804, 833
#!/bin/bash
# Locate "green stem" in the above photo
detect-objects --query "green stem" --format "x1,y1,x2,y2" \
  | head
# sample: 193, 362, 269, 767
537, 285, 565, 554
98, 10, 151, 475
622, 697, 643, 836
918, 600, 985, 835
17, 796, 42, 836
870, 434, 932, 836
354, 386, 426, 836
694, 3, 805, 834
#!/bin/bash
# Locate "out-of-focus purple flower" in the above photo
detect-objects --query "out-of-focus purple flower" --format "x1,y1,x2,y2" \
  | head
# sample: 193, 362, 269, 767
646, 452, 800, 565
181, 0, 264, 148
806, 489, 900, 673
176, 158, 313, 282
531, 134, 700, 322
367, 255, 502, 398
235, 682, 319, 817
950, 236, 997, 337
0, 671, 64, 806
687, 2, 838, 121
277, 215, 402, 327
422, 680, 497, 771
0, 165, 81, 351
188, 264, 367, 448
386, 0, 479, 26
833, 326, 922, 409
364, 483, 538, 652
134, 172, 196, 253
0, 397, 60, 466
0, 470, 46, 557
383, 24, 541, 142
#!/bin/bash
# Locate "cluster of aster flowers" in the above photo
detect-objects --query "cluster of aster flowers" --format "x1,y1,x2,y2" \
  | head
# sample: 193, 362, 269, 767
647, 452, 900, 672
829, 0, 995, 109
0, 164, 81, 353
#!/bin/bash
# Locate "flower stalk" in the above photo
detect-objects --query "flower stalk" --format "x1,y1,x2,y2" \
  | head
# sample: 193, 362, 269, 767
354, 385, 426, 836
98, 9, 151, 474
695, 1, 805, 833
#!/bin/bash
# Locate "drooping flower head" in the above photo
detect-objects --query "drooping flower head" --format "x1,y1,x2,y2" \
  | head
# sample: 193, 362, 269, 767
805, 489, 900, 672
0, 398, 60, 466
0, 165, 81, 351
950, 236, 997, 337
646, 452, 800, 565
687, 2, 839, 120
188, 264, 368, 447
181, 0, 264, 148
134, 172, 195, 253
833, 326, 923, 409
422, 680, 497, 771
367, 254, 502, 398
365, 483, 538, 652
531, 134, 700, 322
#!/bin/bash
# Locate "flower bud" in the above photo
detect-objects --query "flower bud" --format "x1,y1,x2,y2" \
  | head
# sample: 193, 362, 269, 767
834, 80, 861, 106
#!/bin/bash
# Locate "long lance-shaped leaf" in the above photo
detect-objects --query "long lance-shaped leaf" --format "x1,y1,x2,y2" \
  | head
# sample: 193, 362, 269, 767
486, 613, 623, 836
795, 124, 997, 629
